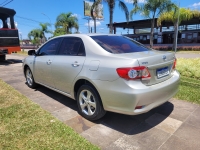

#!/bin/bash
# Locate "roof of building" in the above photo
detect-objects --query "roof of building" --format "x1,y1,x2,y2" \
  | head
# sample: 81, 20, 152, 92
109, 17, 200, 29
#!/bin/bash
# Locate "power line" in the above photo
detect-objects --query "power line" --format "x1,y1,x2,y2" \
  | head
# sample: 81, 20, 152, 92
16, 15, 56, 26
0, 0, 9, 5
2, 0, 13, 6
16, 22, 38, 28
16, 15, 42, 23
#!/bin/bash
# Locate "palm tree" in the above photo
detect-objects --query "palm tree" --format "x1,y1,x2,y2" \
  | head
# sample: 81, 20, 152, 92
39, 23, 52, 43
91, 0, 131, 34
55, 12, 79, 34
28, 29, 43, 47
130, 0, 175, 48
157, 8, 200, 51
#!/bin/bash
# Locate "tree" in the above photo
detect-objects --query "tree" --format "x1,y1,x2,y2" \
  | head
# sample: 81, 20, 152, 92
130, 0, 175, 48
157, 8, 200, 51
39, 23, 52, 40
91, 0, 130, 34
91, 0, 102, 33
28, 29, 43, 47
28, 22, 52, 47
55, 12, 79, 35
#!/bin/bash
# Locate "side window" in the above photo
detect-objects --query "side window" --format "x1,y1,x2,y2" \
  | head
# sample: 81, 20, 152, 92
38, 38, 61, 56
77, 43, 86, 56
58, 37, 85, 56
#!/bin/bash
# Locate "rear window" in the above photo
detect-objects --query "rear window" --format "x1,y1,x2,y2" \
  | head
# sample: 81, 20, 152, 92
90, 35, 150, 54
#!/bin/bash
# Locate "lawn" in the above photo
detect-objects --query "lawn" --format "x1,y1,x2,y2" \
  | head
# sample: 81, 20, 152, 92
0, 79, 99, 150
175, 58, 200, 104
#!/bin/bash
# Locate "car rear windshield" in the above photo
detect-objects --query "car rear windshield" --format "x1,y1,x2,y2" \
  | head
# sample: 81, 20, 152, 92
90, 35, 150, 54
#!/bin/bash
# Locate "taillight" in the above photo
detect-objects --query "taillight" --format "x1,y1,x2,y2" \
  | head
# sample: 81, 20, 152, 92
116, 66, 151, 80
172, 58, 176, 70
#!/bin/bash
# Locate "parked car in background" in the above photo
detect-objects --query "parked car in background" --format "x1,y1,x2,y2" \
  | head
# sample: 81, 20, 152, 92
22, 34, 180, 121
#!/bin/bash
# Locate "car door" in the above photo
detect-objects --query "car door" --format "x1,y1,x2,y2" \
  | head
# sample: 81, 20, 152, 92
33, 38, 62, 88
51, 37, 86, 94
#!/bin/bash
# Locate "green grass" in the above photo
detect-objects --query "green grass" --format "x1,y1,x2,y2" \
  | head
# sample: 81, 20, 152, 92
174, 76, 200, 104
174, 58, 200, 104
0, 79, 99, 150
176, 58, 200, 79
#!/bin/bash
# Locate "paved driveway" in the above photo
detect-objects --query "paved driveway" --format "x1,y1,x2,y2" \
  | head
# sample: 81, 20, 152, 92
0, 54, 200, 150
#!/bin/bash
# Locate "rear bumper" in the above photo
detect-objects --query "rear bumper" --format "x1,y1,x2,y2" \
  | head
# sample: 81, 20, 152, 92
93, 70, 180, 115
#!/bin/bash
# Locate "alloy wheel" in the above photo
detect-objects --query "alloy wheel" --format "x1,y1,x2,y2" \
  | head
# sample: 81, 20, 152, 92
79, 90, 96, 116
26, 68, 33, 86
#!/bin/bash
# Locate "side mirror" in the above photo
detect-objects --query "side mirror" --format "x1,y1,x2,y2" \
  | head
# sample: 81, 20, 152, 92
28, 50, 36, 56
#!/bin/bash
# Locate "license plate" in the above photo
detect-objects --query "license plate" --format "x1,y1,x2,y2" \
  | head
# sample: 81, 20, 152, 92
157, 67, 169, 79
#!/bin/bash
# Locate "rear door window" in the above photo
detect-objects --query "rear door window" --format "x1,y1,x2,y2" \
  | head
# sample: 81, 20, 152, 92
58, 37, 85, 56
90, 35, 150, 54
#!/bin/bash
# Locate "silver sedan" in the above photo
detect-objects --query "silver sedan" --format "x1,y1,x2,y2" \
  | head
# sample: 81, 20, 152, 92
23, 34, 180, 120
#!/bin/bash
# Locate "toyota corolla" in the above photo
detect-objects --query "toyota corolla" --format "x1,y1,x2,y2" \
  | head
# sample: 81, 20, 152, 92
23, 34, 180, 120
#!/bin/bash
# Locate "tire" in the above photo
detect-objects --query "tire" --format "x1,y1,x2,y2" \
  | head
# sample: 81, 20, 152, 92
77, 84, 106, 121
25, 67, 37, 88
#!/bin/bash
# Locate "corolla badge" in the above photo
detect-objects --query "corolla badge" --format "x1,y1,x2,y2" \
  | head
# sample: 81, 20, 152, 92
163, 55, 167, 60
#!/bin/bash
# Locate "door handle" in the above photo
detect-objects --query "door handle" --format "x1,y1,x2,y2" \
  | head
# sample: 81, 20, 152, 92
46, 60, 52, 65
72, 61, 80, 67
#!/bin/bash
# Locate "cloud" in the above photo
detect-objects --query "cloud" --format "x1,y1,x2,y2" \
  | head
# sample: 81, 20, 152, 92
72, 14, 81, 19
190, 2, 200, 8
85, 20, 101, 27
124, 0, 146, 3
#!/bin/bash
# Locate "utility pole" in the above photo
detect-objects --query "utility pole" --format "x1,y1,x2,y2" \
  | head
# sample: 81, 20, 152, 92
88, 19, 90, 33
83, 17, 91, 33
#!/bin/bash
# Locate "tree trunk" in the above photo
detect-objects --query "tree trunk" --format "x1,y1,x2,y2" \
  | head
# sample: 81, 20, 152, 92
173, 21, 178, 51
150, 18, 155, 48
109, 8, 113, 34
94, 18, 96, 33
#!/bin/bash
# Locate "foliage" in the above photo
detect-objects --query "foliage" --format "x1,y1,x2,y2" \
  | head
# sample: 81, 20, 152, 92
130, 0, 175, 48
152, 46, 200, 51
0, 79, 99, 150
55, 12, 79, 35
91, 0, 130, 34
53, 28, 66, 37
157, 8, 200, 50
157, 8, 194, 26
28, 29, 42, 47
28, 23, 51, 46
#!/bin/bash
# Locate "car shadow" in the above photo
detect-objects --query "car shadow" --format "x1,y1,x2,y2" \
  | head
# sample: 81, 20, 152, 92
99, 102, 174, 135
32, 84, 174, 135
0, 59, 22, 66
34, 85, 78, 110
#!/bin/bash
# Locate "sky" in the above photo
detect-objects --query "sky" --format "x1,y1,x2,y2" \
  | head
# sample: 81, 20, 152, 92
1, 0, 200, 39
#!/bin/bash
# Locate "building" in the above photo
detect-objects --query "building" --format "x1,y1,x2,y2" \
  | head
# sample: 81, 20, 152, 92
109, 17, 200, 45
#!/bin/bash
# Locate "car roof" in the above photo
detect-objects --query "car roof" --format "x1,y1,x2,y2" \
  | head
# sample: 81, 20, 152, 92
55, 34, 121, 39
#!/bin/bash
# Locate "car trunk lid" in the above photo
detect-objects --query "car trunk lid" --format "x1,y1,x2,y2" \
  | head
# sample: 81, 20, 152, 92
115, 50, 176, 85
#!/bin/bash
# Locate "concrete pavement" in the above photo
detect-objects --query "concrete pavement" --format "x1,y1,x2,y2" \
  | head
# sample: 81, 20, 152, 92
0, 54, 200, 150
